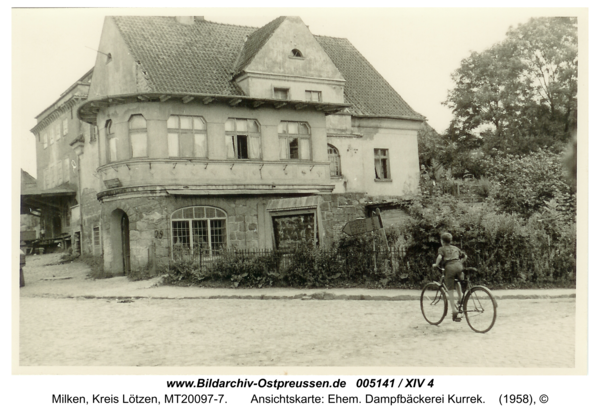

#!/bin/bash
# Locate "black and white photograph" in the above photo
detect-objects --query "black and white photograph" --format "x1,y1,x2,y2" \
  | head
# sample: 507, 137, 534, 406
9, 4, 593, 411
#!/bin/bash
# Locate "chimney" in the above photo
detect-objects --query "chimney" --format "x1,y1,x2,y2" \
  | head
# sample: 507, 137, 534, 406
175, 16, 194, 25
195, 16, 205, 21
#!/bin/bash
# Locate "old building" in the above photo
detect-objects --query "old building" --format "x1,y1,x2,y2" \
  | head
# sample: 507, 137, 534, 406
56, 15, 425, 274
27, 68, 103, 255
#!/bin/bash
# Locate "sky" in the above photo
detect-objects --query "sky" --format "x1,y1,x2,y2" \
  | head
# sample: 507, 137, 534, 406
12, 7, 587, 178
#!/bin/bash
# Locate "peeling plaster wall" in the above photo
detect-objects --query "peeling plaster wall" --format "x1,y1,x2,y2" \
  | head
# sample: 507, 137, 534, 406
327, 117, 422, 197
95, 101, 330, 189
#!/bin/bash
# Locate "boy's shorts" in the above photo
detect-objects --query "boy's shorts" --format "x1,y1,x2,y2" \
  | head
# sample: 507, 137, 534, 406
444, 261, 464, 290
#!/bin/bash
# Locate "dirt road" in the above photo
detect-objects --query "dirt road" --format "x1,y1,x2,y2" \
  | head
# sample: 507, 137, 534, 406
18, 254, 575, 368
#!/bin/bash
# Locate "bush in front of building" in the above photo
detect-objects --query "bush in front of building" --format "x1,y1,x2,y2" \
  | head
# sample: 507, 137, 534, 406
397, 194, 576, 288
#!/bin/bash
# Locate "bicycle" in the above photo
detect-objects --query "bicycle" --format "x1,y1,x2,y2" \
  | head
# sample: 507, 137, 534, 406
420, 266, 498, 333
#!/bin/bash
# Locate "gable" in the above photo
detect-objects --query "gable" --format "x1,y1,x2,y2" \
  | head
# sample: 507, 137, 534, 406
240, 17, 344, 82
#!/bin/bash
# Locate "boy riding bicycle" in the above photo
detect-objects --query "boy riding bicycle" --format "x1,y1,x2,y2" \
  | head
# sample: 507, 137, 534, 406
432, 232, 467, 322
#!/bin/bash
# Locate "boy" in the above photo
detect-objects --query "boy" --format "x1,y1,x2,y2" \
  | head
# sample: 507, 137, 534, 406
432, 232, 467, 322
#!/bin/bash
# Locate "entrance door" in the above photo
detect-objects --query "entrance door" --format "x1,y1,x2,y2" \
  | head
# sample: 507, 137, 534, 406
121, 214, 130, 274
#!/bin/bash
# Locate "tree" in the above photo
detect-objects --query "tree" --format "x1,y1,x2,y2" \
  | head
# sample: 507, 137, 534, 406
443, 17, 577, 154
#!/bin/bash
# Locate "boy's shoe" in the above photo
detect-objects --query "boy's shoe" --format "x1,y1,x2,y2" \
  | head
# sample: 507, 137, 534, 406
452, 312, 462, 322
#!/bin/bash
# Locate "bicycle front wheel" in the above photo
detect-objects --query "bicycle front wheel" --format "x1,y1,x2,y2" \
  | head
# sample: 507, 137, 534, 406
464, 287, 497, 333
420, 283, 448, 325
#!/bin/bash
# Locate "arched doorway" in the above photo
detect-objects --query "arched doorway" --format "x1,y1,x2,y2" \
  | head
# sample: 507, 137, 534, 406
121, 213, 130, 274
109, 209, 130, 275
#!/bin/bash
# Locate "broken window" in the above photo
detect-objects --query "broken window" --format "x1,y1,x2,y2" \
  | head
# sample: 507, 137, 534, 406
171, 206, 227, 259
278, 121, 311, 160
374, 148, 390, 180
167, 115, 207, 158
129, 114, 148, 158
328, 144, 341, 176
225, 118, 261, 160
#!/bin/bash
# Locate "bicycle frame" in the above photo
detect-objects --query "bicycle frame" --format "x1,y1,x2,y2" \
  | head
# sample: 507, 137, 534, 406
434, 266, 497, 312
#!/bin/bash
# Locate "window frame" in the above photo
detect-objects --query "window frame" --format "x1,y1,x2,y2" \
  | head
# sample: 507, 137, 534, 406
374, 148, 391, 181
273, 87, 290, 100
305, 90, 322, 102
167, 115, 208, 159
328, 144, 342, 177
105, 119, 118, 163
129, 114, 148, 158
55, 123, 61, 142
170, 206, 228, 259
225, 118, 261, 160
92, 225, 101, 255
278, 121, 311, 161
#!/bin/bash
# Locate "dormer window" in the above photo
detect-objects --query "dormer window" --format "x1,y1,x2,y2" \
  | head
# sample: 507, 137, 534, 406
291, 49, 303, 58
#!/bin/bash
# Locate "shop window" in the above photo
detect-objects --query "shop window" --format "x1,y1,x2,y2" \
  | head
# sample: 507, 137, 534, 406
278, 121, 311, 160
167, 115, 207, 158
374, 148, 391, 180
328, 144, 342, 176
171, 206, 227, 259
272, 211, 317, 250
305, 90, 322, 102
129, 114, 148, 158
225, 118, 261, 160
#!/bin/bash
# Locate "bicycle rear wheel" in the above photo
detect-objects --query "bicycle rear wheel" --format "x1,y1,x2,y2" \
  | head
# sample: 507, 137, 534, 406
463, 287, 497, 333
420, 283, 448, 325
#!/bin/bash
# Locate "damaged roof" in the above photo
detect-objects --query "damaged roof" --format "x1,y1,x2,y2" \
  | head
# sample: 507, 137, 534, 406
111, 16, 424, 121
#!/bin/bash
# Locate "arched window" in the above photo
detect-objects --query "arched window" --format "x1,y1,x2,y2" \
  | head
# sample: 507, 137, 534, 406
171, 206, 227, 259
167, 115, 207, 158
105, 119, 117, 162
328, 144, 341, 177
225, 118, 261, 160
129, 115, 148, 158
291, 49, 303, 58
278, 121, 311, 160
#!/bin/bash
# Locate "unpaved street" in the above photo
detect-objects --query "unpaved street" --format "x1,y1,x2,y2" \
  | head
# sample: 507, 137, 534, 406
19, 254, 575, 367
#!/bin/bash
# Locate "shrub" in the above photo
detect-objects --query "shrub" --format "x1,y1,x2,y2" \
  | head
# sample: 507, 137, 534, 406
397, 194, 575, 288
483, 148, 575, 219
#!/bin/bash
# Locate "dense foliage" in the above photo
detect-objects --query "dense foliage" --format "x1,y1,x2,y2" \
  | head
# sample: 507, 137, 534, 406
444, 17, 577, 149
482, 148, 576, 218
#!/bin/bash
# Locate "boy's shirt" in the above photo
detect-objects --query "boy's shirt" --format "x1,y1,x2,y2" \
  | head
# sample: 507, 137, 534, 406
437, 245, 464, 265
